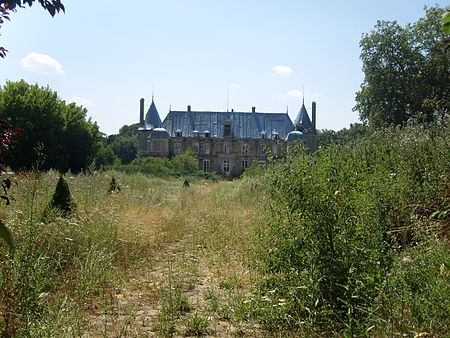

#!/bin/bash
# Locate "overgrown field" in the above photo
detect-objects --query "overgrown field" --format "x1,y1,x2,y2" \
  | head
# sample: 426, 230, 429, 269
0, 171, 266, 336
0, 122, 449, 337
253, 122, 450, 336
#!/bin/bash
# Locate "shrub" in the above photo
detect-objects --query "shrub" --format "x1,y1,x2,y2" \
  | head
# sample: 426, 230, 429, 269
107, 176, 120, 194
255, 121, 450, 336
42, 175, 76, 220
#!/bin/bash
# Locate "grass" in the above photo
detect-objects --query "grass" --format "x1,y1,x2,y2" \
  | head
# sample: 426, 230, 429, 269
0, 170, 263, 336
2, 121, 447, 336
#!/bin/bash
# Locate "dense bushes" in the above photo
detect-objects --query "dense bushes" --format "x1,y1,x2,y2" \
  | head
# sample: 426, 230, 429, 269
110, 150, 217, 180
254, 121, 450, 336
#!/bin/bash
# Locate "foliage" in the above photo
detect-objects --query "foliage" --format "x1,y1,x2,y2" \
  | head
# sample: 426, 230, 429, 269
107, 176, 120, 194
110, 136, 137, 164
0, 171, 120, 335
43, 175, 75, 219
184, 314, 210, 336
317, 123, 370, 148
0, 80, 101, 172
92, 139, 118, 168
107, 123, 139, 164
354, 6, 449, 127
0, 0, 65, 58
255, 121, 450, 335
111, 149, 213, 179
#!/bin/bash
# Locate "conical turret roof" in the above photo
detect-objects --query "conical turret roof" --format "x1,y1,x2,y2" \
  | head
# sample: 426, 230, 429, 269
145, 97, 162, 129
294, 100, 313, 132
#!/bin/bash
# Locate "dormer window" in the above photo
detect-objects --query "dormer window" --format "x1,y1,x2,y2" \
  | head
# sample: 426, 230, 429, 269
223, 120, 231, 138
175, 129, 182, 137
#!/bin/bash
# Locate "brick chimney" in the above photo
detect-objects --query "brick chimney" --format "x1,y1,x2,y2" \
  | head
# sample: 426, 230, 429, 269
252, 106, 256, 113
140, 98, 144, 127
187, 105, 191, 112
312, 101, 316, 132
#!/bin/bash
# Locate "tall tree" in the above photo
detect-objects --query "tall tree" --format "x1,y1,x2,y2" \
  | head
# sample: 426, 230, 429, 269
0, 80, 101, 172
354, 6, 449, 127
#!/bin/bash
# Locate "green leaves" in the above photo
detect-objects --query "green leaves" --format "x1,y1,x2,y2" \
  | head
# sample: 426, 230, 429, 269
442, 10, 450, 34
354, 6, 449, 128
0, 219, 13, 252
0, 80, 101, 172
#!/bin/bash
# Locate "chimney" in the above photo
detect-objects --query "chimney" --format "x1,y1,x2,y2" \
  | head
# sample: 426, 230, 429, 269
312, 101, 316, 132
187, 105, 191, 112
139, 98, 145, 127
252, 106, 256, 113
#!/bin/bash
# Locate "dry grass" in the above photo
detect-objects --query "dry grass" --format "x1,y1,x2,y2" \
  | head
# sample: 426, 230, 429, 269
1, 170, 267, 336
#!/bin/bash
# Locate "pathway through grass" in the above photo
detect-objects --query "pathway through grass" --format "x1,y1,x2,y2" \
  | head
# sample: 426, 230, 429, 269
83, 177, 265, 337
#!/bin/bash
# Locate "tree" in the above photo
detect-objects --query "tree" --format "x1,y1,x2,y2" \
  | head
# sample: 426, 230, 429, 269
61, 102, 101, 172
354, 6, 449, 128
107, 123, 139, 164
42, 174, 75, 220
0, 80, 101, 172
317, 123, 370, 148
0, 0, 64, 57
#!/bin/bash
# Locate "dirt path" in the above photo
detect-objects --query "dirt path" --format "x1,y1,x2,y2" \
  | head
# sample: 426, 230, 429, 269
83, 182, 261, 337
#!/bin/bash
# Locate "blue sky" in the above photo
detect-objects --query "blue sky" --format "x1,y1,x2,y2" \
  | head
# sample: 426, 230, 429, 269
0, 0, 447, 135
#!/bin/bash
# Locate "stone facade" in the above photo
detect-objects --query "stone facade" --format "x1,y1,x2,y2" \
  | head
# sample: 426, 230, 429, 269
137, 98, 317, 176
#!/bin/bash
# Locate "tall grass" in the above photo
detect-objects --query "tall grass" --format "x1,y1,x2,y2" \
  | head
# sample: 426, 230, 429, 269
251, 121, 450, 336
0, 169, 262, 336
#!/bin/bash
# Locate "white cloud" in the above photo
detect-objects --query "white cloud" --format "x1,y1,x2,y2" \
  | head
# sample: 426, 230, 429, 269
271, 65, 293, 76
282, 89, 303, 98
281, 89, 320, 98
228, 84, 241, 89
20, 52, 64, 74
70, 96, 96, 109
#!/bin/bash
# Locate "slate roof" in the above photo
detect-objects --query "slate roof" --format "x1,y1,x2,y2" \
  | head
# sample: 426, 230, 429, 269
144, 98, 162, 129
294, 101, 313, 132
286, 130, 304, 141
162, 109, 295, 139
150, 127, 170, 138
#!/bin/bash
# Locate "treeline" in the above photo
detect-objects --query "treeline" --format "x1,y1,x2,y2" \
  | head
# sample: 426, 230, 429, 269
0, 80, 144, 173
0, 80, 100, 173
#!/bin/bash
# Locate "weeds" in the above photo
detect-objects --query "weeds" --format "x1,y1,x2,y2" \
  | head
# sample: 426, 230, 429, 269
255, 122, 450, 336
184, 314, 210, 336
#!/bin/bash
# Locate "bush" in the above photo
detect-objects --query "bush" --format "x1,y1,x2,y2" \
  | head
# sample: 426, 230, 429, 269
43, 175, 76, 220
254, 121, 450, 336
109, 150, 215, 180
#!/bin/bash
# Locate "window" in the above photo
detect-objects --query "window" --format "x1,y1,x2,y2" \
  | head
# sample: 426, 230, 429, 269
223, 121, 231, 137
174, 142, 182, 155
272, 145, 278, 156
241, 144, 248, 156
192, 142, 199, 153
202, 143, 210, 155
241, 160, 249, 171
223, 160, 230, 172
153, 140, 162, 152
203, 159, 210, 172
224, 143, 231, 154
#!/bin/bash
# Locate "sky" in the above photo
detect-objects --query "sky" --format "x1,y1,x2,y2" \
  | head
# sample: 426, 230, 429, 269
0, 0, 447, 135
